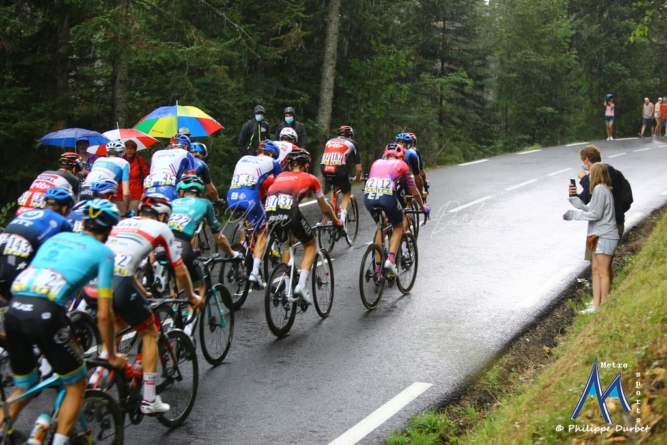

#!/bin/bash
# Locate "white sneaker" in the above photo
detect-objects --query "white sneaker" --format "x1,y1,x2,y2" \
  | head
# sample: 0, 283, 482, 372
141, 396, 170, 415
580, 302, 596, 314
610, 136, 613, 141
294, 284, 313, 304
384, 259, 399, 277
606, 137, 610, 141
249, 272, 265, 289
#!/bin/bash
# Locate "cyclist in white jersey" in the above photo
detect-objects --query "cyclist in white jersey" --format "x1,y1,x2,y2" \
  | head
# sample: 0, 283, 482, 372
81, 140, 131, 211
276, 127, 300, 169
144, 135, 195, 201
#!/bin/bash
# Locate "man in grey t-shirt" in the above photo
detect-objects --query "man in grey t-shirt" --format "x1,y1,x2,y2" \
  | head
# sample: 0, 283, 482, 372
639, 97, 654, 137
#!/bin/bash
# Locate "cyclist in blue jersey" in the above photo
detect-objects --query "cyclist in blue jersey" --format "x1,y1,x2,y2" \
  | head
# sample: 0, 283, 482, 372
4, 199, 125, 445
189, 142, 224, 207
81, 140, 131, 213
405, 132, 428, 199
144, 134, 196, 201
0, 188, 74, 301
227, 143, 282, 286
68, 179, 119, 233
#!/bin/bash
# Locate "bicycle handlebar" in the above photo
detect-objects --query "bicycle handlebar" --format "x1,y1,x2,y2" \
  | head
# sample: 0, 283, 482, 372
403, 209, 430, 225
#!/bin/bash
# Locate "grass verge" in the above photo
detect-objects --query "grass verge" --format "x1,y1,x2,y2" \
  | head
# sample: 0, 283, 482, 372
386, 207, 667, 444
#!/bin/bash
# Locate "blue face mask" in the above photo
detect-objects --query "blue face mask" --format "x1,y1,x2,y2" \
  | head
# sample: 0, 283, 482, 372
255, 114, 264, 122
285, 117, 294, 124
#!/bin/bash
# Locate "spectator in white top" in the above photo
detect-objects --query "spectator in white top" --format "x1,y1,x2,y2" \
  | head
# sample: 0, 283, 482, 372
653, 98, 662, 137
639, 97, 654, 137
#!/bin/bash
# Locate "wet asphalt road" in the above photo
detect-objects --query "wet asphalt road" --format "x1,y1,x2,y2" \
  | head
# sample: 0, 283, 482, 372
16, 137, 667, 444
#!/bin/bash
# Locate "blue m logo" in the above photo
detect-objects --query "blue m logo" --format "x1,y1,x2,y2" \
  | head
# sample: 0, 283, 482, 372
571, 357, 631, 424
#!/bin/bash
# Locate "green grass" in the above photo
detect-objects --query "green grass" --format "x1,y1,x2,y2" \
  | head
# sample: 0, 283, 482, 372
387, 211, 667, 444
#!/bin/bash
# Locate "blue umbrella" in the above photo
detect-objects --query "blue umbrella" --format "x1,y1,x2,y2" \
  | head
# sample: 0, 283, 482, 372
38, 128, 110, 148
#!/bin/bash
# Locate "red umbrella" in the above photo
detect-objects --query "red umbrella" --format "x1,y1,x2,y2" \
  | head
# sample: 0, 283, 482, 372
88, 128, 159, 156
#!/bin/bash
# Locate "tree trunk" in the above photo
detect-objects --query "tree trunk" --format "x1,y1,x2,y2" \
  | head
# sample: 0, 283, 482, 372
112, 0, 130, 127
55, 12, 70, 129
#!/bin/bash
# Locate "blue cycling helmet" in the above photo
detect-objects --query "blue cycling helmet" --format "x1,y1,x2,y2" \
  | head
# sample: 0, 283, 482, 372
606, 94, 613, 100
259, 140, 280, 159
395, 133, 412, 143
190, 142, 208, 159
170, 134, 192, 150
91, 178, 119, 197
81, 199, 120, 228
44, 187, 75, 208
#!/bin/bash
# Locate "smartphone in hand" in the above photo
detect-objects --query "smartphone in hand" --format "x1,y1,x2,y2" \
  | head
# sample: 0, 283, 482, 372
569, 179, 576, 197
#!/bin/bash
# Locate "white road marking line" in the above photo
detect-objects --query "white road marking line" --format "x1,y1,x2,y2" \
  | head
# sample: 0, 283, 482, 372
614, 137, 638, 141
316, 258, 335, 267
505, 179, 538, 191
448, 196, 492, 213
328, 382, 433, 445
547, 168, 572, 176
566, 142, 589, 146
608, 153, 626, 158
633, 148, 651, 152
661, 190, 667, 196
657, 145, 667, 148
459, 159, 489, 166
516, 149, 542, 155
300, 200, 318, 207
121, 332, 138, 341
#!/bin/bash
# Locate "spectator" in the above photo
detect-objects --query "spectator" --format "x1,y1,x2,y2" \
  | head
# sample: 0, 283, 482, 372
115, 140, 149, 214
238, 105, 270, 157
653, 97, 662, 137
604, 94, 615, 141
662, 97, 667, 137
639, 97, 654, 137
75, 137, 97, 186
274, 106, 308, 149
564, 162, 619, 312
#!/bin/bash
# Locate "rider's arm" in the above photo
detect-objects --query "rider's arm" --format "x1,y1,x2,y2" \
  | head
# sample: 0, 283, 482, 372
353, 164, 362, 182
205, 183, 220, 203
95, 251, 125, 367
311, 175, 339, 223
351, 141, 362, 182
401, 163, 425, 209
122, 180, 131, 210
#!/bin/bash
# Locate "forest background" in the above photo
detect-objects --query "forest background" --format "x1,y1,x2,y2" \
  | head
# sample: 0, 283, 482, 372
1, 0, 666, 206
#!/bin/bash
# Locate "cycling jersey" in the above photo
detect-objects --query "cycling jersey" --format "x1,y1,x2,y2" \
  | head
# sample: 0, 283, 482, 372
66, 201, 86, 233
321, 137, 360, 174
273, 141, 298, 170
408, 147, 424, 172
193, 158, 212, 185
144, 149, 195, 189
364, 159, 414, 226
11, 232, 115, 307
168, 196, 220, 238
16, 170, 79, 215
84, 157, 130, 185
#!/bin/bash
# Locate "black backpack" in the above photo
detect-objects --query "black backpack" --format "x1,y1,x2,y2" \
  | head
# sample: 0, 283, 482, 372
614, 169, 633, 213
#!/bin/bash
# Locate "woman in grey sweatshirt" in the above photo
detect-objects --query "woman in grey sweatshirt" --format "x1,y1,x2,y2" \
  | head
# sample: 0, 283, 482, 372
563, 162, 619, 310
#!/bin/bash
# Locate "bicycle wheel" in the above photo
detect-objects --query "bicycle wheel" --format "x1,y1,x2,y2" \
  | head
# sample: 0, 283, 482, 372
219, 242, 250, 310
317, 216, 337, 254
69, 310, 101, 359
199, 284, 234, 366
312, 249, 334, 318
396, 232, 419, 294
196, 225, 213, 255
406, 214, 417, 237
345, 196, 360, 246
359, 244, 386, 310
412, 211, 420, 239
230, 221, 244, 245
264, 263, 296, 337
69, 389, 124, 445
153, 301, 179, 333
262, 233, 283, 283
156, 330, 199, 428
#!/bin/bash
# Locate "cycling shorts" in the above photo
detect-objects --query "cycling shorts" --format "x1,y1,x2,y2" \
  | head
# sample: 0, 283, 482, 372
145, 185, 178, 202
320, 165, 352, 194
227, 194, 266, 232
111, 276, 154, 331
267, 208, 314, 245
167, 231, 204, 286
0, 254, 32, 301
395, 177, 409, 208
4, 296, 86, 388
364, 193, 404, 226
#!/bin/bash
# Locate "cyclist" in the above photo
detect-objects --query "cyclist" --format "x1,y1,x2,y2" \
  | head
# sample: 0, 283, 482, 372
320, 125, 362, 226
5, 199, 125, 445
227, 141, 282, 287
0, 188, 74, 301
406, 132, 428, 198
190, 142, 224, 207
16, 152, 83, 215
265, 149, 341, 303
144, 134, 195, 201
364, 143, 429, 276
276, 128, 300, 169
167, 175, 241, 301
68, 179, 119, 233
100, 193, 203, 415
80, 140, 131, 214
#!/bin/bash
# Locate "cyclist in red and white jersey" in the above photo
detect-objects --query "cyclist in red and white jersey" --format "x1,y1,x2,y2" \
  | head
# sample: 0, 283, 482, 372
16, 152, 83, 216
275, 127, 300, 170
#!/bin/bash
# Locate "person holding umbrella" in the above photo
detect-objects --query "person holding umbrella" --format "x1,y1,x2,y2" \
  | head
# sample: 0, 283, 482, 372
274, 106, 308, 149
118, 140, 149, 214
238, 105, 270, 157
75, 137, 98, 186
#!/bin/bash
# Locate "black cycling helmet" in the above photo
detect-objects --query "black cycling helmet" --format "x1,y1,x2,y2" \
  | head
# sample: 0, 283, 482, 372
59, 152, 84, 173
287, 148, 311, 167
284, 106, 295, 115
338, 125, 354, 138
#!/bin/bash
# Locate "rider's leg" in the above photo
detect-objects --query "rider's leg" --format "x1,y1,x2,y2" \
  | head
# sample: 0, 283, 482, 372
298, 238, 317, 290
8, 387, 33, 423
388, 222, 403, 262
139, 324, 159, 401
54, 378, 86, 439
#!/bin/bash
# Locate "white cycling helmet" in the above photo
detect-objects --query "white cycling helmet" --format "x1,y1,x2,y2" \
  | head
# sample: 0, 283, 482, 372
279, 127, 298, 143
106, 140, 126, 156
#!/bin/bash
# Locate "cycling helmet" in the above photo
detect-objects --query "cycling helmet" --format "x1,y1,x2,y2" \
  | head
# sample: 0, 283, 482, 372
337, 125, 354, 138
384, 143, 406, 160
606, 94, 614, 100
44, 187, 75, 208
287, 148, 311, 166
90, 178, 119, 197
140, 193, 172, 218
407, 132, 417, 143
190, 142, 208, 159
178, 127, 191, 137
169, 134, 192, 150
259, 140, 281, 159
395, 133, 412, 143
59, 152, 84, 172
279, 127, 298, 143
176, 174, 205, 194
106, 139, 126, 156
81, 199, 120, 228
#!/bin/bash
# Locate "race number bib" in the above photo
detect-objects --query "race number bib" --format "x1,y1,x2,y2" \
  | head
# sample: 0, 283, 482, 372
230, 174, 257, 189
17, 191, 30, 207
113, 253, 133, 276
72, 220, 84, 233
321, 152, 344, 166
265, 194, 294, 212
365, 178, 393, 196
167, 214, 192, 232
0, 234, 33, 258
144, 173, 176, 188
12, 267, 67, 300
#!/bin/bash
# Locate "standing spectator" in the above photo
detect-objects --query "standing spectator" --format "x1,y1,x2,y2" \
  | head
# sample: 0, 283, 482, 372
639, 97, 654, 137
274, 106, 308, 149
662, 98, 667, 137
115, 140, 149, 214
653, 97, 662, 137
75, 137, 98, 186
604, 94, 615, 141
564, 162, 619, 312
238, 105, 270, 157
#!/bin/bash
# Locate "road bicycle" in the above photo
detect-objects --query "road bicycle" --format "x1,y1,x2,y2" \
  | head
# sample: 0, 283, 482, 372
358, 209, 428, 310
264, 224, 337, 337
318, 180, 360, 253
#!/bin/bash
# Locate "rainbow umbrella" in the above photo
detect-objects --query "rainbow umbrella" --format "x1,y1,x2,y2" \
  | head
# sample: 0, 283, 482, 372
87, 128, 159, 156
134, 104, 224, 138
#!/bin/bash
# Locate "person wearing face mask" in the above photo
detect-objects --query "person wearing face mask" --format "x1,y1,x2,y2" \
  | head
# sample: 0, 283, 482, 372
274, 106, 308, 149
238, 104, 270, 157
